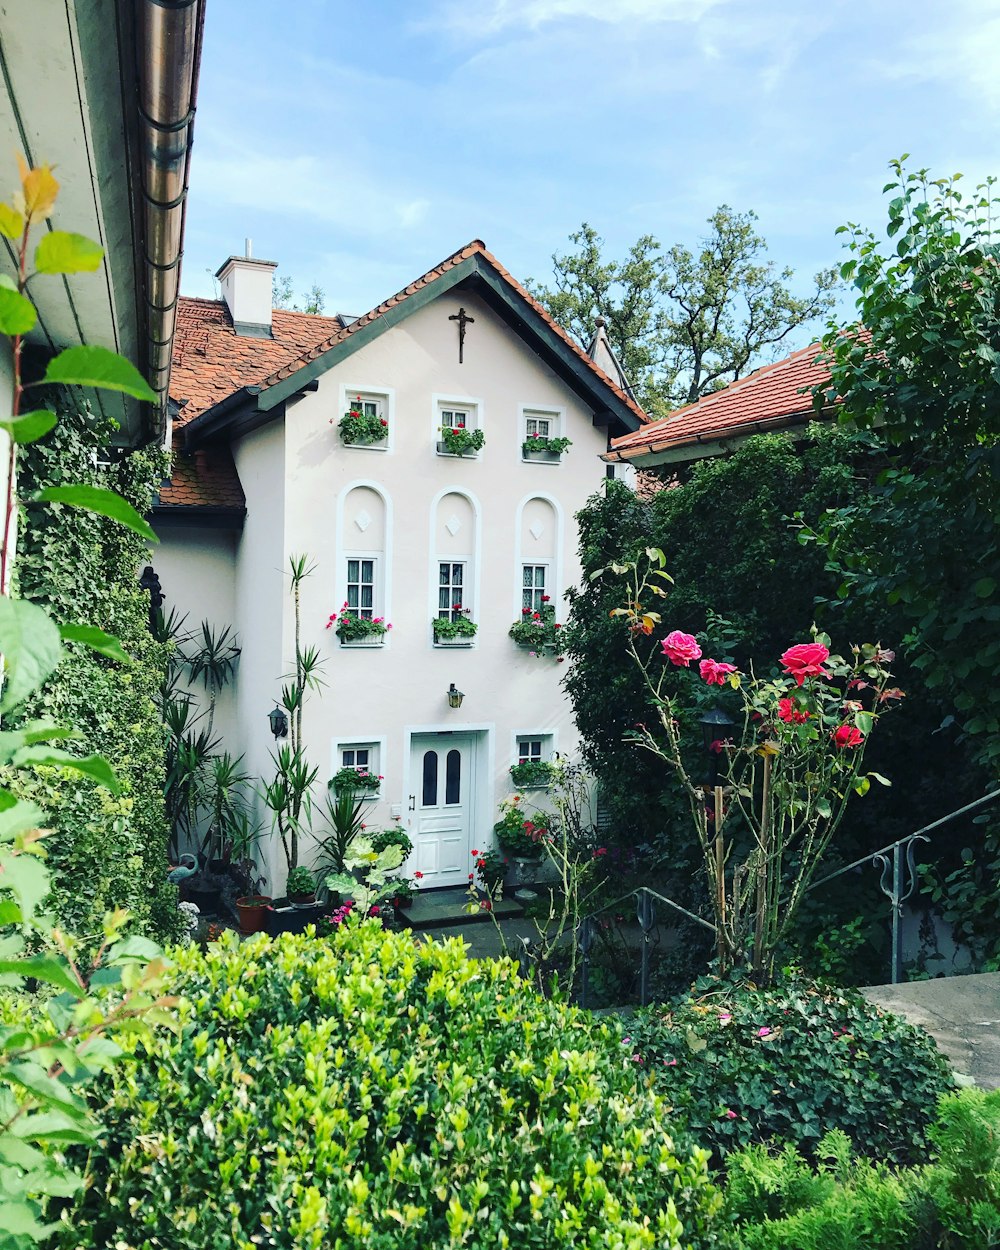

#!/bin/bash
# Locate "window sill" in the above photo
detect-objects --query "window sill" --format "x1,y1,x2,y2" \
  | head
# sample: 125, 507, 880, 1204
521, 449, 562, 464
341, 438, 389, 452
339, 638, 387, 649
433, 638, 476, 648
436, 441, 482, 459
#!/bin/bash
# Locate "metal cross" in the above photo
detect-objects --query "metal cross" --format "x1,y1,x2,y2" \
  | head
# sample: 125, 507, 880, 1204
448, 306, 475, 364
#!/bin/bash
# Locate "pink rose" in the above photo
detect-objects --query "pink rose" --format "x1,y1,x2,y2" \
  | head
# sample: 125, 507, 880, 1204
700, 658, 737, 686
832, 724, 864, 749
660, 630, 702, 667
780, 642, 831, 686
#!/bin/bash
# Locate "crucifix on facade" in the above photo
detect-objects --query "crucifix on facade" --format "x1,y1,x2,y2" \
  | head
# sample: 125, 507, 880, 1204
448, 306, 475, 364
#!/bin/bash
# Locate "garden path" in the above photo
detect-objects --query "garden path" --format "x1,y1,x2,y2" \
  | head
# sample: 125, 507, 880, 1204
862, 972, 1000, 1090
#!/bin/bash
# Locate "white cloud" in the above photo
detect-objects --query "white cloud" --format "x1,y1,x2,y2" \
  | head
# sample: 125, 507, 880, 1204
428, 0, 725, 34
875, 4, 1000, 115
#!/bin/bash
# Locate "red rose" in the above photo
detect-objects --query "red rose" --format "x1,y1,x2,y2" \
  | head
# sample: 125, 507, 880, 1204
699, 658, 737, 686
777, 697, 810, 724
780, 642, 831, 686
660, 630, 702, 667
831, 723, 864, 749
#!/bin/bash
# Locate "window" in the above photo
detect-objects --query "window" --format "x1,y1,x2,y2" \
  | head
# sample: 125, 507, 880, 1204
521, 406, 565, 459
440, 406, 470, 431
517, 738, 545, 765
522, 564, 547, 612
438, 561, 466, 621
346, 558, 376, 619
524, 413, 553, 439
341, 746, 371, 772
352, 394, 384, 421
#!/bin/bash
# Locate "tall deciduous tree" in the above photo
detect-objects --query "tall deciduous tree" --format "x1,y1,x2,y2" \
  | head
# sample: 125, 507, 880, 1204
273, 275, 326, 315
527, 210, 838, 415
813, 160, 1000, 770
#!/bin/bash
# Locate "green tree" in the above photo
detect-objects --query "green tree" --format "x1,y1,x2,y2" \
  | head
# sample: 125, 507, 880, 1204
527, 209, 838, 415
814, 160, 1000, 772
272, 274, 326, 315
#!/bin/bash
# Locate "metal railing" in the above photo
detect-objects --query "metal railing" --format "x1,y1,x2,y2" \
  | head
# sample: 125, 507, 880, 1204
573, 788, 1000, 1006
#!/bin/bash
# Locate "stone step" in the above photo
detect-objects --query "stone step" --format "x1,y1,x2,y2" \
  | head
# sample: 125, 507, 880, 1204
398, 887, 524, 931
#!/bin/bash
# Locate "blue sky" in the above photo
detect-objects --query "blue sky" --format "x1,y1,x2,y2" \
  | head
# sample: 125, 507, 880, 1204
182, 0, 1000, 346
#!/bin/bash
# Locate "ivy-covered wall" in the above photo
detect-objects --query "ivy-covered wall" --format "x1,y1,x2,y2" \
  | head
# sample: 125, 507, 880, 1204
11, 400, 180, 941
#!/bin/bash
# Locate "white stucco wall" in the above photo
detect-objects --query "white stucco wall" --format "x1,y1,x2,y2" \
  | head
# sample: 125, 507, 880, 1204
277, 291, 615, 880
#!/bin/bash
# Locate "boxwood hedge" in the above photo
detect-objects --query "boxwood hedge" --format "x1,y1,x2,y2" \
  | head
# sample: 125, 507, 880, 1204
62, 922, 723, 1249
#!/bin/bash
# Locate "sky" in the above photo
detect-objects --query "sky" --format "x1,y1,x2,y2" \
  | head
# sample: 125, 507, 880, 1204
181, 0, 1000, 345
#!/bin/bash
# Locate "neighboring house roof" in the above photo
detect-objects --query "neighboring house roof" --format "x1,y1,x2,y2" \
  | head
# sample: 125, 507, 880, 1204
176, 239, 648, 447
585, 317, 637, 403
604, 342, 833, 467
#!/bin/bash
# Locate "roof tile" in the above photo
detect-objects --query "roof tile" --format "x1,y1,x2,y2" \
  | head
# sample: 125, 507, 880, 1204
156, 446, 246, 512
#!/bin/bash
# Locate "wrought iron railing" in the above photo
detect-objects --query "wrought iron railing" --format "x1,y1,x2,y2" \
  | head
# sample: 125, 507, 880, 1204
574, 788, 1000, 1007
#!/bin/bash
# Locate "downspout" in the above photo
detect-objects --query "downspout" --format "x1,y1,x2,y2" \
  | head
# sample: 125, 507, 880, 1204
137, 0, 205, 449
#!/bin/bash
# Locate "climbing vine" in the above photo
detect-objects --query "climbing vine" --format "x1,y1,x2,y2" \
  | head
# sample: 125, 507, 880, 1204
10, 401, 180, 940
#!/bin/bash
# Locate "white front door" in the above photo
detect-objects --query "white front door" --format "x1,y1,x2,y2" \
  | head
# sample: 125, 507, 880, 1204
409, 733, 476, 886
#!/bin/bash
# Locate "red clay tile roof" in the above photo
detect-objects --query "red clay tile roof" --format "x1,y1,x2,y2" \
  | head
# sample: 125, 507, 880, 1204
171, 298, 343, 428
172, 241, 649, 432
155, 446, 246, 512
606, 342, 833, 462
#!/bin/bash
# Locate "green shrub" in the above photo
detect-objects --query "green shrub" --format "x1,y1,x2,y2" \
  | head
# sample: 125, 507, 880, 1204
627, 972, 953, 1166
63, 923, 723, 1249
723, 1089, 1000, 1250
369, 826, 413, 858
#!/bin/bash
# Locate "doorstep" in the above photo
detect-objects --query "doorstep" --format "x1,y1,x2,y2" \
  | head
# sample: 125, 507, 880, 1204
398, 886, 524, 931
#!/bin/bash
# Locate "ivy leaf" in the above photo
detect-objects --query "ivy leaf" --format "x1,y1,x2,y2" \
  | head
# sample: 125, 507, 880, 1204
0, 287, 37, 336
59, 624, 130, 664
42, 345, 156, 402
0, 409, 57, 444
35, 486, 156, 542
34, 231, 104, 275
0, 598, 62, 712
12, 746, 119, 793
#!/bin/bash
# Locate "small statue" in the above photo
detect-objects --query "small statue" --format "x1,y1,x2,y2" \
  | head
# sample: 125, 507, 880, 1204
167, 853, 198, 884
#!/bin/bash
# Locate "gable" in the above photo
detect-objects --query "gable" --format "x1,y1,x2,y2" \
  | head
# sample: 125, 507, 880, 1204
177, 241, 647, 448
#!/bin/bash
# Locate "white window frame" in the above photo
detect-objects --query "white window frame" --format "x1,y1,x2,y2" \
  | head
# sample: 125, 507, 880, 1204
437, 559, 469, 623
520, 562, 550, 614
433, 393, 484, 457
510, 730, 557, 772
519, 403, 566, 462
338, 384, 395, 452
332, 736, 387, 795
345, 555, 377, 620
339, 549, 386, 647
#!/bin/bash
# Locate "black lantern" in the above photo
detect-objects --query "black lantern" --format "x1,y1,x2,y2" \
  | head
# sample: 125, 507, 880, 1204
699, 705, 737, 786
447, 682, 464, 709
268, 704, 289, 739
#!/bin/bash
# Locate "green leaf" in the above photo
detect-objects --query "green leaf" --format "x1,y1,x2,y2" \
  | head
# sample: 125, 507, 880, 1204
974, 577, 996, 599
0, 597, 62, 712
33, 231, 104, 275
0, 203, 25, 239
868, 771, 892, 787
59, 623, 130, 664
12, 745, 119, 793
0, 798, 46, 843
42, 345, 157, 402
0, 286, 37, 335
0, 408, 57, 444
35, 485, 156, 542
0, 955, 84, 999
815, 797, 832, 820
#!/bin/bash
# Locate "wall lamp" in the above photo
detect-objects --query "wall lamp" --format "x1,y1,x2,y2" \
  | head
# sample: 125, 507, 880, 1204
268, 704, 289, 739
447, 683, 464, 709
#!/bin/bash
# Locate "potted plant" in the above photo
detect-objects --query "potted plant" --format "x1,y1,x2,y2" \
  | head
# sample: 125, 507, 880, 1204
471, 846, 508, 894
493, 802, 546, 860
438, 426, 485, 456
286, 865, 317, 906
327, 605, 391, 645
433, 609, 478, 644
522, 432, 572, 459
181, 868, 227, 915
508, 599, 566, 657
337, 398, 388, 445
235, 887, 272, 935
370, 827, 414, 859
509, 759, 556, 789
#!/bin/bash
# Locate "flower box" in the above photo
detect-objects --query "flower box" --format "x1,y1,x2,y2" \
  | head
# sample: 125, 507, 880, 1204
433, 613, 478, 645
522, 435, 571, 461
326, 606, 391, 645
337, 402, 389, 446
508, 601, 566, 657
438, 427, 485, 457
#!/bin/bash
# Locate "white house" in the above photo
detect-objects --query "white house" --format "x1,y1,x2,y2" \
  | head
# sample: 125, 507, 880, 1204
151, 240, 645, 892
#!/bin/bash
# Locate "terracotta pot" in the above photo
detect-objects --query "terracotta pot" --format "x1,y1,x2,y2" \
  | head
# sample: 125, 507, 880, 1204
236, 895, 271, 935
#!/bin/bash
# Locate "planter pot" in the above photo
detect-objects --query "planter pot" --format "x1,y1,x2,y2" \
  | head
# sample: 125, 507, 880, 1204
509, 856, 543, 889
236, 895, 272, 935
265, 899, 326, 937
289, 891, 317, 907
434, 634, 476, 647
185, 885, 221, 914
522, 448, 561, 463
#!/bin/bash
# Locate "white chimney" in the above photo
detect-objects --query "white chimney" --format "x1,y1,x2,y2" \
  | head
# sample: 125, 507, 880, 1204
215, 240, 277, 337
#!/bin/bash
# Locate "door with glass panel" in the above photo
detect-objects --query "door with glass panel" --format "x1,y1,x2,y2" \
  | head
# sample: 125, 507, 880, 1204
408, 733, 475, 884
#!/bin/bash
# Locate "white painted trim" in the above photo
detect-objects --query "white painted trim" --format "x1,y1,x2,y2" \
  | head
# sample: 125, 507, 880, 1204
339, 383, 396, 453
512, 492, 565, 622
331, 734, 388, 796
508, 728, 559, 766
432, 392, 485, 459
335, 480, 394, 649
428, 486, 482, 648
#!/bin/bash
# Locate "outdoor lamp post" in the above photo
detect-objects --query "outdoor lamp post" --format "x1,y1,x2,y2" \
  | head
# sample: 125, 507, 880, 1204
268, 705, 289, 739
699, 705, 737, 787
447, 682, 464, 708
